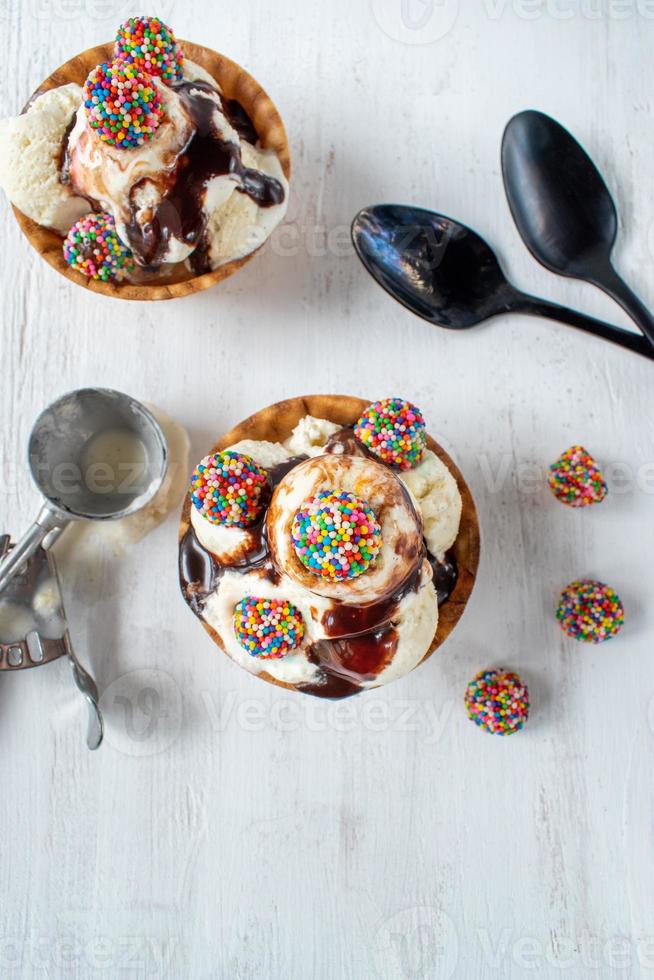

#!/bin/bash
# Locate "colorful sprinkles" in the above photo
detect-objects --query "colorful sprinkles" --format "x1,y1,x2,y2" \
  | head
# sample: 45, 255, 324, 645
233, 596, 305, 659
83, 60, 164, 148
63, 212, 134, 281
114, 16, 183, 84
557, 579, 624, 643
548, 445, 607, 507
354, 397, 426, 470
465, 668, 530, 736
291, 490, 382, 581
189, 451, 268, 528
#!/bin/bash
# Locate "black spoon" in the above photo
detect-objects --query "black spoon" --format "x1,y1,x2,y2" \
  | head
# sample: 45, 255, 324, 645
502, 109, 654, 350
351, 205, 653, 360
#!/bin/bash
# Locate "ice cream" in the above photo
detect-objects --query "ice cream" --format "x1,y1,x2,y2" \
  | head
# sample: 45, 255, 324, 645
0, 16, 289, 284
180, 400, 464, 698
0, 83, 89, 234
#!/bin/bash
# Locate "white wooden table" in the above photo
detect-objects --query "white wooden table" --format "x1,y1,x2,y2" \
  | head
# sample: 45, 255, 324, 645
1, 2, 653, 977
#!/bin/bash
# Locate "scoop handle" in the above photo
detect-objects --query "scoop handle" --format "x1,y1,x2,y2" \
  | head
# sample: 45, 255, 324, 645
0, 503, 67, 593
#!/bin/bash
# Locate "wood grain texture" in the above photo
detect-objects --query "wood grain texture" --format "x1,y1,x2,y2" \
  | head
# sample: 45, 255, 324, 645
178, 394, 480, 690
1, 3, 654, 979
14, 40, 291, 301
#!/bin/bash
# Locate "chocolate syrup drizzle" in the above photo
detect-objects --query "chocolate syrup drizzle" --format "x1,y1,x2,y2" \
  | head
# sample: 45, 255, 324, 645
179, 429, 459, 700
60, 79, 285, 274
127, 81, 284, 271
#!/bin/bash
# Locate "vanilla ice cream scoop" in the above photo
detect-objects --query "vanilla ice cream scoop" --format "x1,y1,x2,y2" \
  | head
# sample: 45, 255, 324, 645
0, 84, 89, 234
267, 454, 424, 603
64, 69, 288, 271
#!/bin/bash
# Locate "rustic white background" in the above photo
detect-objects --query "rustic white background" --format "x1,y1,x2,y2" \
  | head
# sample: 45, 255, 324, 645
1, 1, 653, 977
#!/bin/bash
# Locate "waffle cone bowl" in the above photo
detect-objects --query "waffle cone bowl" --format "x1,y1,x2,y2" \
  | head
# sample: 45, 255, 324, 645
14, 41, 291, 301
179, 395, 481, 695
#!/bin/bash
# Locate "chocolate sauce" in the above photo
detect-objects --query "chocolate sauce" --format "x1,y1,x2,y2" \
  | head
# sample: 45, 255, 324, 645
125, 80, 284, 270
58, 116, 77, 186
429, 551, 458, 606
321, 562, 422, 637
323, 427, 374, 459
303, 624, 399, 699
224, 99, 259, 145
179, 429, 458, 700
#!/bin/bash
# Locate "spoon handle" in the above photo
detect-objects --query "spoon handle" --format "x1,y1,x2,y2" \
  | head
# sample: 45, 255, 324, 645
591, 263, 654, 350
514, 294, 654, 360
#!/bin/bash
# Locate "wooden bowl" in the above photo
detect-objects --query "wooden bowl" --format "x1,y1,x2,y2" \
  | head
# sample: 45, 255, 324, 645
14, 41, 291, 301
179, 395, 481, 693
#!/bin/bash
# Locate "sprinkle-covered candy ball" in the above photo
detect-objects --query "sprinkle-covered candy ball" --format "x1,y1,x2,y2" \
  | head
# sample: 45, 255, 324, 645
189, 451, 268, 528
465, 668, 529, 736
115, 16, 183, 83
83, 61, 164, 148
291, 490, 382, 581
354, 397, 426, 470
63, 212, 134, 282
556, 579, 624, 643
233, 596, 305, 659
549, 445, 607, 507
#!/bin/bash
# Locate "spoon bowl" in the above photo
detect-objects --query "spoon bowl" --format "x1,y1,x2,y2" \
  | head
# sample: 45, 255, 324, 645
501, 109, 617, 278
351, 204, 652, 360
502, 109, 654, 347
352, 205, 514, 328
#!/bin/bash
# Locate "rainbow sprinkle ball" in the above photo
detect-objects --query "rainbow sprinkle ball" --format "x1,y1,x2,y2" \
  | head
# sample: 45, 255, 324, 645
557, 579, 624, 643
354, 397, 426, 470
548, 445, 607, 507
84, 60, 164, 148
63, 212, 134, 282
115, 16, 183, 83
291, 490, 382, 581
465, 668, 530, 736
233, 596, 305, 659
189, 451, 269, 528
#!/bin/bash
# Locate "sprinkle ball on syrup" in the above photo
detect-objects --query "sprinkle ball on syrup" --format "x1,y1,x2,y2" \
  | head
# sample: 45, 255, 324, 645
189, 451, 268, 528
233, 596, 305, 659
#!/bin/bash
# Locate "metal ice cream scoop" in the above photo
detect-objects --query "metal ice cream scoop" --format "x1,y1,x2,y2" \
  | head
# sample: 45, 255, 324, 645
0, 388, 168, 750
0, 388, 168, 591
